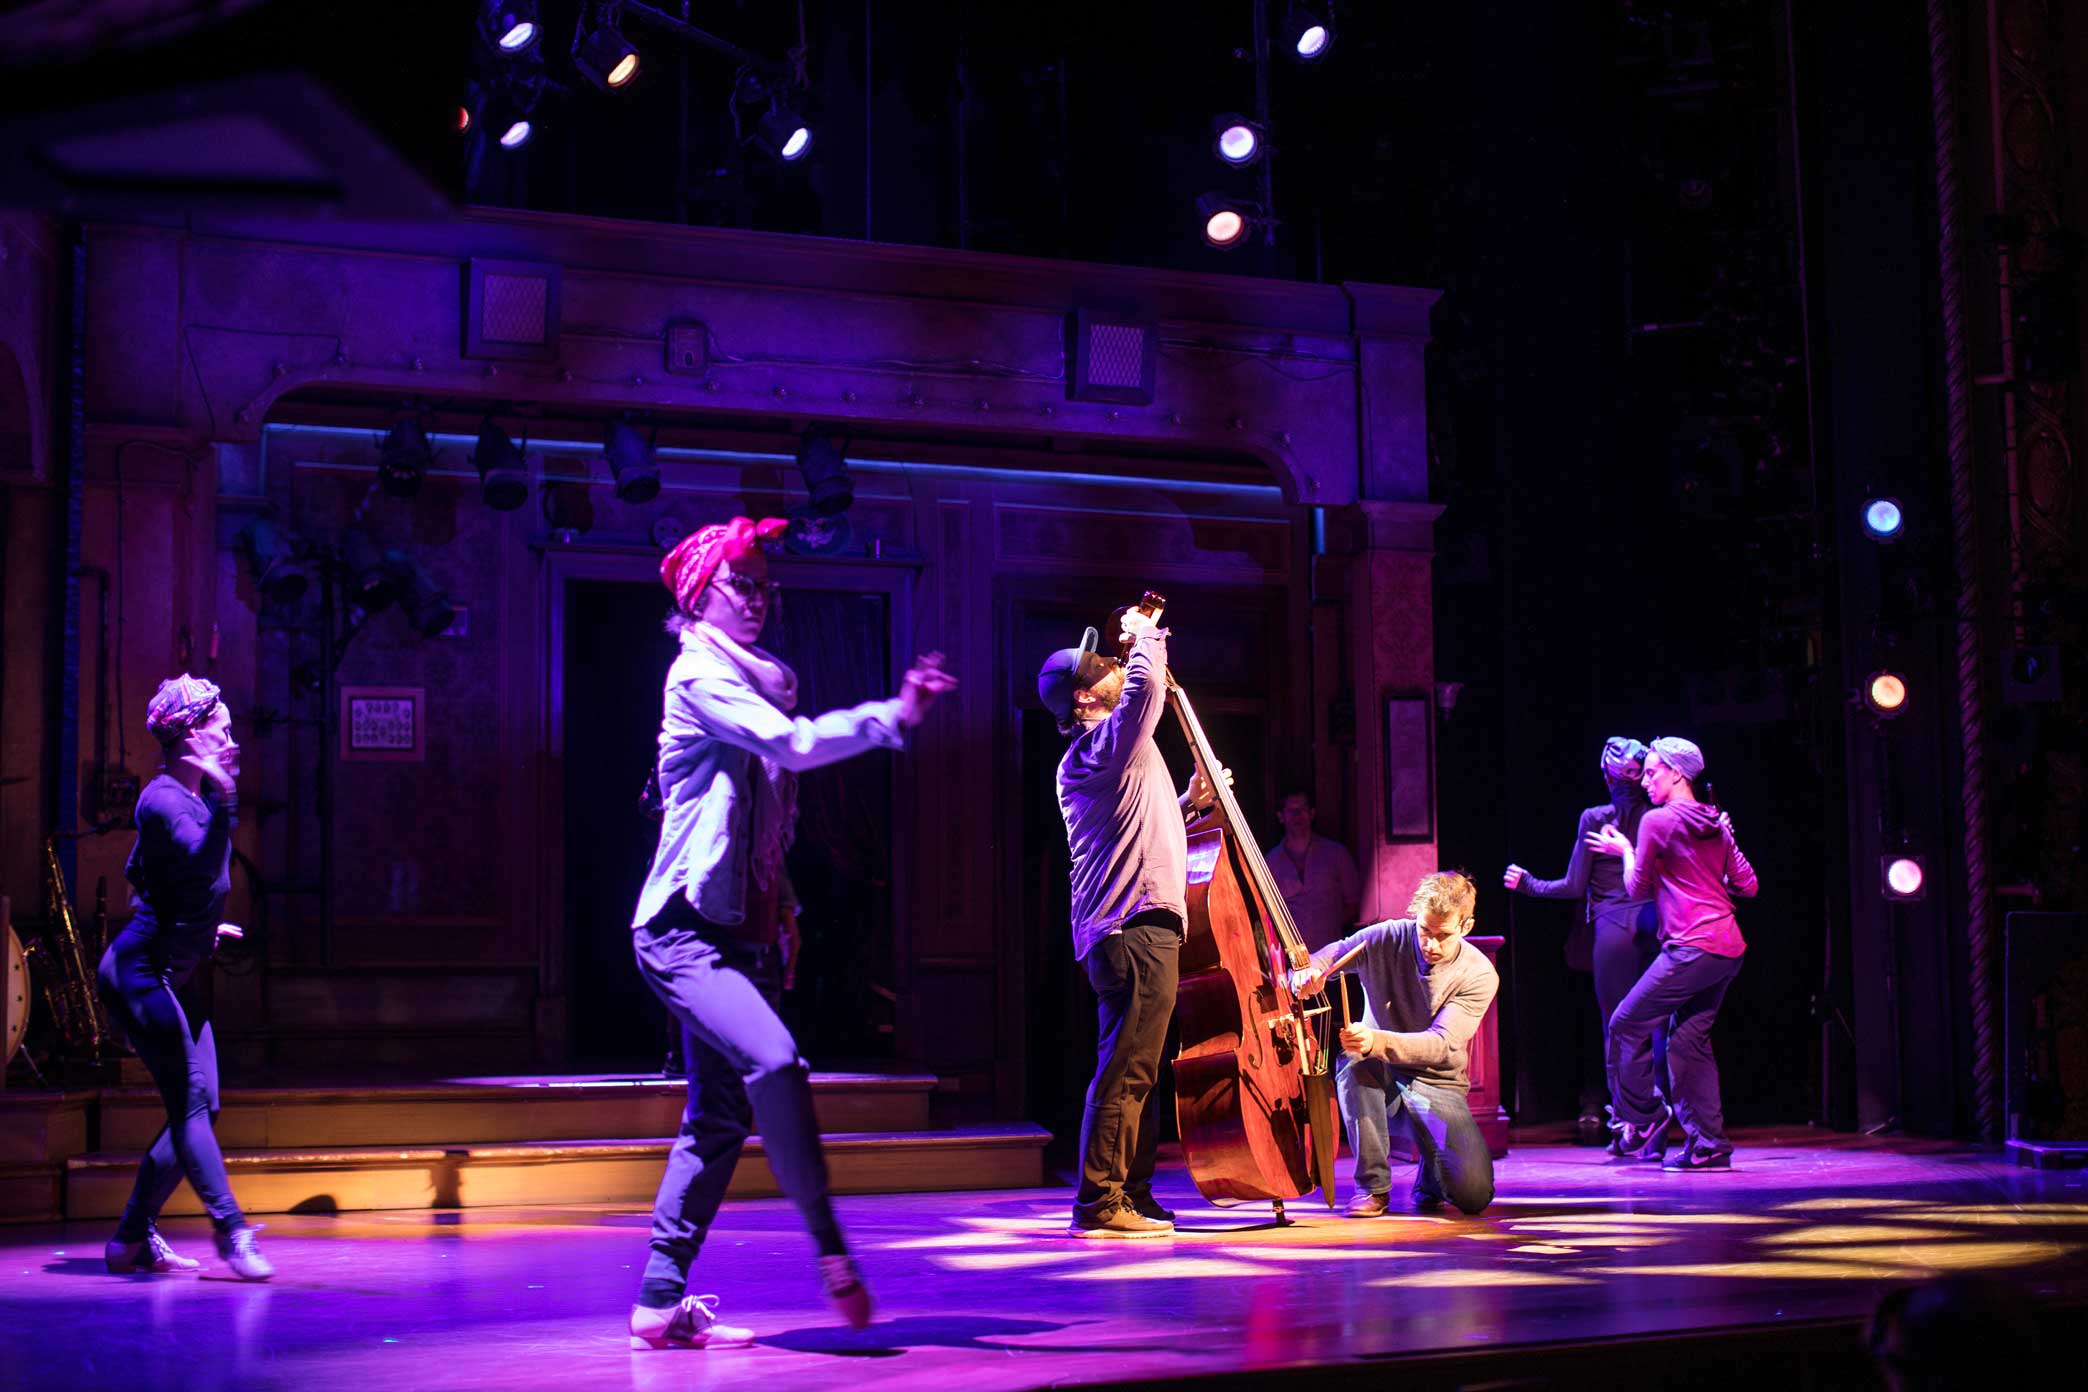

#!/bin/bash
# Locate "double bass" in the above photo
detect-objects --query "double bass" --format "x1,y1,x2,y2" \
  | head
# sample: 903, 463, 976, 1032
1117, 592, 1341, 1215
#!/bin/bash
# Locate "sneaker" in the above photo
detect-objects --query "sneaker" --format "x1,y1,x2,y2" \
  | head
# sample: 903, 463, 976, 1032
1126, 1190, 1176, 1224
215, 1224, 275, 1282
105, 1226, 201, 1274
1343, 1190, 1391, 1219
1610, 1102, 1674, 1163
629, 1294, 756, 1350
1663, 1141, 1733, 1171
819, 1253, 874, 1330
1067, 1204, 1174, 1239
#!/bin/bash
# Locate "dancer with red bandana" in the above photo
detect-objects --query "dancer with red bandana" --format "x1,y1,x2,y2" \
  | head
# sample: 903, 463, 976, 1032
627, 516, 955, 1349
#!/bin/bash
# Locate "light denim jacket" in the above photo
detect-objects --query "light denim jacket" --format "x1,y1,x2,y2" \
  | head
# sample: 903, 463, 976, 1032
631, 629, 906, 930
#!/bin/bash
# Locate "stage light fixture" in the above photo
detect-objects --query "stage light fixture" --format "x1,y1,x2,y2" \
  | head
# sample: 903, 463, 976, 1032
1882, 854, 1927, 901
1197, 192, 1252, 248
1213, 115, 1265, 167
1284, 7, 1333, 62
795, 426, 854, 516
1864, 671, 1909, 717
341, 529, 399, 613
1862, 497, 1904, 542
604, 420, 659, 503
385, 551, 458, 638
755, 106, 812, 163
379, 418, 431, 498
472, 419, 530, 511
479, 1, 540, 54
236, 518, 310, 606
456, 104, 473, 134
574, 8, 640, 93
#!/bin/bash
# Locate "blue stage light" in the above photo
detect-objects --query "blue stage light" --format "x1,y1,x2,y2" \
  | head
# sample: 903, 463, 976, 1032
1862, 497, 1904, 541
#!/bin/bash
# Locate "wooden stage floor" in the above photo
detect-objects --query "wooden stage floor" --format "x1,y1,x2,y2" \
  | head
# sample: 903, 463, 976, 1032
5, 1128, 2085, 1391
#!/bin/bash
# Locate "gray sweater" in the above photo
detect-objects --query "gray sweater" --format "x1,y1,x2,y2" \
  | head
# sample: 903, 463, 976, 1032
1057, 630, 1188, 962
1309, 918, 1500, 1093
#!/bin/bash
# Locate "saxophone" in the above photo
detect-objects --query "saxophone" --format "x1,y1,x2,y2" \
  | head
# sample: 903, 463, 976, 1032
21, 835, 106, 1057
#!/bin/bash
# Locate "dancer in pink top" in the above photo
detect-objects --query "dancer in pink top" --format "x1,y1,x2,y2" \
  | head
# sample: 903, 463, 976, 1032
1588, 737, 1757, 1169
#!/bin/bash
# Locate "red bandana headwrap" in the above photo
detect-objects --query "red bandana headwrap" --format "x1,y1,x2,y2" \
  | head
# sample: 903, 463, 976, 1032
660, 516, 788, 615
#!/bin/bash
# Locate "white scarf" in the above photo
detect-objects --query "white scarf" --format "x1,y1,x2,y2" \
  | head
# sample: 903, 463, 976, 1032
693, 621, 801, 893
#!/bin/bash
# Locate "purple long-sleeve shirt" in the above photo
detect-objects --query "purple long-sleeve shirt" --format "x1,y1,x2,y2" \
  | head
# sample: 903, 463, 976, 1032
1056, 630, 1188, 962
1626, 801, 1758, 957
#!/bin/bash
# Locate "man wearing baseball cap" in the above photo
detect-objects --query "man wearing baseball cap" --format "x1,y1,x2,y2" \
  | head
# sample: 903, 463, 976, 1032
1041, 607, 1218, 1239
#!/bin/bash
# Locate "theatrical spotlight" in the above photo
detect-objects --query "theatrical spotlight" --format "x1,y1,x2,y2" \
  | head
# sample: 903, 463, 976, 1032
479, 1, 540, 54
236, 518, 309, 606
795, 426, 854, 516
1881, 854, 1927, 901
604, 420, 659, 503
574, 5, 640, 92
483, 73, 541, 149
1864, 670, 1909, 718
1862, 497, 1905, 542
1197, 192, 1254, 248
379, 417, 432, 498
472, 419, 531, 511
1213, 115, 1266, 167
385, 551, 458, 638
754, 105, 812, 163
1284, 7, 1333, 62
341, 529, 399, 613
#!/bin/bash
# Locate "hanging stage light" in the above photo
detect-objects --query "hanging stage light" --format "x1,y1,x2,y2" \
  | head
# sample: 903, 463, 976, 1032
795, 426, 854, 516
341, 529, 400, 613
755, 105, 812, 163
472, 419, 530, 511
385, 551, 458, 638
236, 518, 309, 606
1881, 854, 1927, 901
379, 417, 431, 498
604, 420, 659, 503
1284, 7, 1333, 62
1864, 670, 1909, 717
1212, 114, 1266, 167
479, 1, 540, 54
1862, 496, 1904, 542
574, 7, 640, 93
1197, 192, 1253, 248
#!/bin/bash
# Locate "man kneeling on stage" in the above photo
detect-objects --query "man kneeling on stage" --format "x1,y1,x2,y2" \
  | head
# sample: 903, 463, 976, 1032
1291, 871, 1498, 1217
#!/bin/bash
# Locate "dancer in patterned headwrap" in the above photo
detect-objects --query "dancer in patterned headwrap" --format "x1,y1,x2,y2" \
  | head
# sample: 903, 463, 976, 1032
97, 675, 273, 1280
626, 516, 956, 1350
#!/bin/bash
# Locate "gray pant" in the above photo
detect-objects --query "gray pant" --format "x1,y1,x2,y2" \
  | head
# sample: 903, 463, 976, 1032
1608, 942, 1743, 1152
632, 902, 841, 1304
1592, 900, 1667, 1106
1074, 923, 1179, 1218
1337, 1057, 1495, 1214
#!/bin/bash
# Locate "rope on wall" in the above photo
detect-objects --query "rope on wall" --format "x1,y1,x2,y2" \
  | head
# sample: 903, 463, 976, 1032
1924, 0, 2001, 1141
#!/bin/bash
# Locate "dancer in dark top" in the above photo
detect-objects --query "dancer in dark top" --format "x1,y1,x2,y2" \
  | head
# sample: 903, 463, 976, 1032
97, 674, 272, 1280
1589, 736, 1757, 1169
1504, 736, 1664, 1146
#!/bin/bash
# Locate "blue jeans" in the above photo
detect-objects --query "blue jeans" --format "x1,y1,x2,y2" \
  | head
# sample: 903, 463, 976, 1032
1336, 1057, 1495, 1214
96, 931, 246, 1240
1608, 942, 1743, 1151
632, 901, 841, 1305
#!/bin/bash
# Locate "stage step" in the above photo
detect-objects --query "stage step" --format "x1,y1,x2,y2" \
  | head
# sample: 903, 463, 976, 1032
98, 1071, 936, 1150
65, 1124, 1050, 1218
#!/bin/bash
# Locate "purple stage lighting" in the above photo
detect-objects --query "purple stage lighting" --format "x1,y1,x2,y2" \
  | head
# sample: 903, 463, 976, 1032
1862, 497, 1904, 541
1882, 855, 1926, 900
1285, 8, 1332, 62
1213, 115, 1264, 167
480, 2, 540, 54
499, 119, 533, 149
755, 107, 811, 163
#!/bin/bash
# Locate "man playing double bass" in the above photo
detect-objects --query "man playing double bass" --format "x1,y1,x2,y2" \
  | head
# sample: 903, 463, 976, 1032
1039, 607, 1221, 1239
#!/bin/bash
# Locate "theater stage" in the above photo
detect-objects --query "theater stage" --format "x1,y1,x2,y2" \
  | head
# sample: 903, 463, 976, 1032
5, 1128, 2084, 1392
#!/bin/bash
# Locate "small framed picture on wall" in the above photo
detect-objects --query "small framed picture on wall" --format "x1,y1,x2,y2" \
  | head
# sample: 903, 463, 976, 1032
340, 686, 426, 763
1382, 692, 1434, 843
